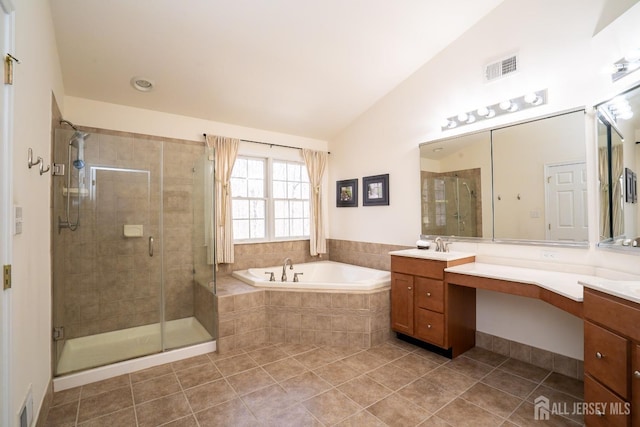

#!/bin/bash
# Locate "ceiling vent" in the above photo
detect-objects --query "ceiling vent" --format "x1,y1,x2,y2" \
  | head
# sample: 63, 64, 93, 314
484, 54, 519, 82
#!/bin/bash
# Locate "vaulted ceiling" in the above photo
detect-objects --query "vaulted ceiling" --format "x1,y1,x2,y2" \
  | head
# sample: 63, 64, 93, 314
50, 0, 505, 140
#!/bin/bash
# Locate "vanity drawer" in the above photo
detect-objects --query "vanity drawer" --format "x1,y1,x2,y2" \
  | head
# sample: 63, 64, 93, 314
584, 375, 630, 427
415, 308, 444, 347
391, 256, 445, 280
584, 321, 629, 399
415, 277, 444, 313
584, 289, 640, 342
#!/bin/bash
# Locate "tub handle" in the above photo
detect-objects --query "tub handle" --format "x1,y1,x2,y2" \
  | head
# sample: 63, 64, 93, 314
293, 272, 303, 282
265, 271, 275, 282
148, 236, 154, 257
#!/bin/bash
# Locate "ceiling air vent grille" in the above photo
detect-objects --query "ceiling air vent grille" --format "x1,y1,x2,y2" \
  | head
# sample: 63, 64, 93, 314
485, 54, 518, 82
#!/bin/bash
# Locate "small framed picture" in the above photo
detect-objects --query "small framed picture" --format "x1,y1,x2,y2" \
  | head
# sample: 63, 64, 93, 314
363, 174, 389, 206
336, 179, 358, 207
625, 168, 634, 203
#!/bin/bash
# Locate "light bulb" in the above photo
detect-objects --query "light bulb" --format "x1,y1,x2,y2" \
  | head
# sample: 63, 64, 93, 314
524, 93, 542, 105
457, 112, 468, 122
499, 100, 512, 111
465, 114, 476, 124
618, 111, 634, 120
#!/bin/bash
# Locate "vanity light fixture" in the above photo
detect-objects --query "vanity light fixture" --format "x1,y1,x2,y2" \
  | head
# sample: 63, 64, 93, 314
440, 89, 548, 131
610, 48, 640, 82
606, 96, 633, 121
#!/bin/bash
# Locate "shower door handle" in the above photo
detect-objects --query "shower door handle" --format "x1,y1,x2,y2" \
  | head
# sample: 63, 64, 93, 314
149, 236, 154, 257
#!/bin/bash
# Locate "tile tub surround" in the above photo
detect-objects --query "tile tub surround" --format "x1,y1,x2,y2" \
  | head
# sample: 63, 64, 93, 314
43, 338, 585, 426
215, 277, 392, 353
328, 239, 410, 271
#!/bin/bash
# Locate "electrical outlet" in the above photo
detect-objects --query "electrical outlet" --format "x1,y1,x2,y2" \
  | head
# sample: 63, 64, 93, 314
541, 250, 559, 260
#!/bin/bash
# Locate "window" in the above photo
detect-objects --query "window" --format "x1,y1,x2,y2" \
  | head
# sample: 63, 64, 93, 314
231, 156, 310, 241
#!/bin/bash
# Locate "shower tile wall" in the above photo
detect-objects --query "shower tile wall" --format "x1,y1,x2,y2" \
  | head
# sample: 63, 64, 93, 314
52, 128, 206, 344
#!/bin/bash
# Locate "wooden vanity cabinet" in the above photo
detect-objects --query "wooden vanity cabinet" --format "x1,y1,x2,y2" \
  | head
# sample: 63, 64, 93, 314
390, 255, 475, 357
584, 288, 640, 426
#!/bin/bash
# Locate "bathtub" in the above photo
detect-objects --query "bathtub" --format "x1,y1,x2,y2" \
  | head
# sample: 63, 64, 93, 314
232, 260, 390, 291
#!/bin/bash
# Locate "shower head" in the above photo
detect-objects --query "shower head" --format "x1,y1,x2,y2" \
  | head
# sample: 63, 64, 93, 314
69, 131, 89, 169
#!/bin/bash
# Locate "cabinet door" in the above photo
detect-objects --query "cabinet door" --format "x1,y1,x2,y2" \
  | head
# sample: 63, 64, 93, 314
633, 344, 640, 427
391, 273, 414, 335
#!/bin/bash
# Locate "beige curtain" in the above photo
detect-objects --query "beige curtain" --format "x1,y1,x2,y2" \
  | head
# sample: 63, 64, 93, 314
206, 134, 239, 265
302, 149, 327, 256
204, 148, 215, 264
611, 144, 624, 238
598, 147, 610, 239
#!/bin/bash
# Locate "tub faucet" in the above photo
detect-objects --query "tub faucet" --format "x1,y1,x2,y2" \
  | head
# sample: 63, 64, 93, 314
282, 258, 294, 282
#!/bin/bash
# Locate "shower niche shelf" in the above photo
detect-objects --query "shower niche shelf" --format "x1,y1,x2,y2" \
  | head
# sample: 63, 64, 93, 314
62, 187, 89, 197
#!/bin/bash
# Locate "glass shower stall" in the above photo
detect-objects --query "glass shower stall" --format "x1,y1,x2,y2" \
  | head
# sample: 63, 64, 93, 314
51, 126, 216, 376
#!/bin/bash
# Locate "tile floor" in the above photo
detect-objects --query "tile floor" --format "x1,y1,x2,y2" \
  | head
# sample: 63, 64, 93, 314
44, 338, 584, 426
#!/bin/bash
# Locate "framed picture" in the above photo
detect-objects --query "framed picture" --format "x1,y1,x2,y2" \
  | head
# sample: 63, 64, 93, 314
633, 171, 638, 203
625, 168, 634, 203
336, 179, 358, 207
363, 174, 389, 206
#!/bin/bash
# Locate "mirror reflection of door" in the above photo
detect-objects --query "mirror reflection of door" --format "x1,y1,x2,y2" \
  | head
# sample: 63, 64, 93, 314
545, 162, 588, 241
492, 110, 587, 242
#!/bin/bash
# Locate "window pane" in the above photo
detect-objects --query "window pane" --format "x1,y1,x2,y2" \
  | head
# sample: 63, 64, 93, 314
274, 219, 288, 237
232, 158, 247, 178
303, 219, 310, 235
248, 159, 264, 179
301, 183, 310, 198
248, 178, 264, 197
288, 182, 301, 199
233, 219, 249, 239
291, 219, 303, 236
273, 180, 287, 198
273, 162, 287, 180
231, 177, 247, 197
274, 200, 288, 218
250, 219, 265, 239
303, 201, 310, 217
290, 200, 303, 218
287, 163, 301, 181
232, 200, 249, 219
250, 200, 265, 219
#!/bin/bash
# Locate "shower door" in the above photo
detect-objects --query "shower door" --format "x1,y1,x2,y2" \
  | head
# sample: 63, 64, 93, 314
52, 130, 164, 375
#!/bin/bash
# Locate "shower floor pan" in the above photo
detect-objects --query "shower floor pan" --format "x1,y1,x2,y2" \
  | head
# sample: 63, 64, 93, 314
56, 317, 213, 375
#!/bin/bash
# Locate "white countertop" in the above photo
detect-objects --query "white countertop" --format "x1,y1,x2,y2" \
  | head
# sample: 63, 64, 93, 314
578, 277, 640, 304
444, 262, 589, 302
389, 248, 476, 262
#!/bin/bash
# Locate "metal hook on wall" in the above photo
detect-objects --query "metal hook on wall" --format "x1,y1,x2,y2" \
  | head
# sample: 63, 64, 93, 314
28, 148, 51, 175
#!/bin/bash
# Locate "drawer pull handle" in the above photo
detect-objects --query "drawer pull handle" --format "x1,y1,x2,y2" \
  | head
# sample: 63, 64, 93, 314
426, 292, 431, 297
634, 370, 640, 379
407, 287, 412, 290
596, 409, 604, 417
596, 352, 604, 359
427, 324, 432, 329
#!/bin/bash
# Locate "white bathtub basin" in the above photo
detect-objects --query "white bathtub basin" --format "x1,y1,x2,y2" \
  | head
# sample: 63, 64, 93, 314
232, 261, 391, 291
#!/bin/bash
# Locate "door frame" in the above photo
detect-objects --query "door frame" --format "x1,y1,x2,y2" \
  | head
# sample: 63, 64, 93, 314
0, 0, 15, 426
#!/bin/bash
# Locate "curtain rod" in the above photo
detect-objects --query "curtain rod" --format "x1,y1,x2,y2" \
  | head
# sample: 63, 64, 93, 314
203, 133, 330, 154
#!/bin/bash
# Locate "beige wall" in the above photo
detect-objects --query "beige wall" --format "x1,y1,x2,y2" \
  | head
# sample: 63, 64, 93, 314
10, 0, 65, 424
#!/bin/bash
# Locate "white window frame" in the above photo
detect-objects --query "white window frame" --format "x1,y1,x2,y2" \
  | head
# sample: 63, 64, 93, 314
232, 154, 310, 243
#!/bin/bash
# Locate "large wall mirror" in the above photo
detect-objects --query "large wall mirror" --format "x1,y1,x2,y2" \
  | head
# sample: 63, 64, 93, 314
596, 83, 640, 250
420, 109, 588, 246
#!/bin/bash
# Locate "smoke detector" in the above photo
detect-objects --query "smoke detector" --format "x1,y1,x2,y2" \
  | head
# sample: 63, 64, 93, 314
131, 76, 154, 92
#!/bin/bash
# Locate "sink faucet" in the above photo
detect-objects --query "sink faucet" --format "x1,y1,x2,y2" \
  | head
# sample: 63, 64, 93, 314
434, 237, 449, 252
434, 237, 443, 252
282, 258, 294, 281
